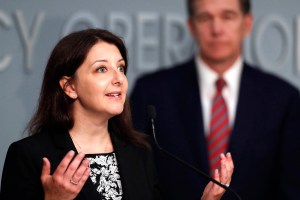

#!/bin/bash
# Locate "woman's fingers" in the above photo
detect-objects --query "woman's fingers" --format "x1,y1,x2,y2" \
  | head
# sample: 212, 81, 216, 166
212, 169, 226, 196
51, 150, 89, 186
214, 169, 220, 181
77, 162, 91, 185
52, 150, 76, 179
64, 152, 85, 181
69, 158, 90, 186
219, 154, 229, 186
40, 157, 51, 183
226, 152, 234, 174
219, 152, 233, 187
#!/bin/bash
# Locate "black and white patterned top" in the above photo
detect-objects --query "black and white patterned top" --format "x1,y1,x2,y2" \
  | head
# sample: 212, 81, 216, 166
86, 152, 123, 200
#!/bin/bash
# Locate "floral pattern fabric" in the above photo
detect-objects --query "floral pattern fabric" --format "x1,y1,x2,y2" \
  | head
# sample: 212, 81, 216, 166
87, 152, 123, 200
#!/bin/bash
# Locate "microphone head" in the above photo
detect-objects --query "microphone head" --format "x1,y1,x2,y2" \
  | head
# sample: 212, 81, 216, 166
146, 105, 157, 119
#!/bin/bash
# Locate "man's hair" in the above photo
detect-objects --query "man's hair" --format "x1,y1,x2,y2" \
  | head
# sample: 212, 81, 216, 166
186, 0, 251, 17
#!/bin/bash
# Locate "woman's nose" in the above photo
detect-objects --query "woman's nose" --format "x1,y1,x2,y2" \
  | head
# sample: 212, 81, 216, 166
112, 69, 123, 86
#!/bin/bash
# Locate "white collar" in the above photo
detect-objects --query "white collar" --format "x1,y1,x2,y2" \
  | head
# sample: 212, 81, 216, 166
196, 56, 243, 96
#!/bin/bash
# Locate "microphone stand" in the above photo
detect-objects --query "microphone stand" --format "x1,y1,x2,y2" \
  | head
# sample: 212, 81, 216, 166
148, 110, 242, 200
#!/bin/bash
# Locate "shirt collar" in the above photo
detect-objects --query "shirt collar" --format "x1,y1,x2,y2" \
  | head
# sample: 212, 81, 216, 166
195, 56, 243, 94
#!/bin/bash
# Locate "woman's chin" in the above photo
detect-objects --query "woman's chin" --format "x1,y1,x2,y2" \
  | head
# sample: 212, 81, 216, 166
107, 107, 124, 116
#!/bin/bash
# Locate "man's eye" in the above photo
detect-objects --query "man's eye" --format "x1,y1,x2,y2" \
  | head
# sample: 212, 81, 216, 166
195, 14, 211, 22
223, 12, 237, 20
96, 66, 107, 73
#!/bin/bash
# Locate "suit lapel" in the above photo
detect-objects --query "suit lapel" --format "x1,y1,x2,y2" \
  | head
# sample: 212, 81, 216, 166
177, 59, 209, 173
230, 64, 260, 159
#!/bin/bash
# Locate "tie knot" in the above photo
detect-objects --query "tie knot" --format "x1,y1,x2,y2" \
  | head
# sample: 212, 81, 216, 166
216, 78, 226, 91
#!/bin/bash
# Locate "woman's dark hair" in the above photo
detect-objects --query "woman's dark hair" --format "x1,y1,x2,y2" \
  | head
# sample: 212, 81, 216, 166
27, 28, 149, 148
187, 0, 251, 17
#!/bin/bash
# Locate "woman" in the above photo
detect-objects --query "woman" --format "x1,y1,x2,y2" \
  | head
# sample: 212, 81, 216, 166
0, 28, 233, 200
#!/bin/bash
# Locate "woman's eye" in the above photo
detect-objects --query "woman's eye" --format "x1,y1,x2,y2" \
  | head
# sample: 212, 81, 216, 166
96, 66, 107, 73
118, 65, 126, 73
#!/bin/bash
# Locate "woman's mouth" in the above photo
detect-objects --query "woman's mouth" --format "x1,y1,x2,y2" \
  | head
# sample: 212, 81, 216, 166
106, 92, 121, 98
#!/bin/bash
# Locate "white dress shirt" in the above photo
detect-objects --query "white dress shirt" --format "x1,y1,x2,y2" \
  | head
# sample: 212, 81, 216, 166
195, 56, 243, 135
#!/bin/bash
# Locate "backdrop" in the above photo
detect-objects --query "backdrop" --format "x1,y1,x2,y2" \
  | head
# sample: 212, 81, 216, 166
1, 0, 300, 181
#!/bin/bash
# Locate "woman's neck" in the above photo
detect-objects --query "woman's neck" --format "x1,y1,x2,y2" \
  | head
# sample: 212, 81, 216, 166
69, 120, 113, 154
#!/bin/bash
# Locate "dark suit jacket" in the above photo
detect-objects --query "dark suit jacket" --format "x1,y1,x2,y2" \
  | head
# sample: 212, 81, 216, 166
0, 128, 162, 200
130, 58, 300, 200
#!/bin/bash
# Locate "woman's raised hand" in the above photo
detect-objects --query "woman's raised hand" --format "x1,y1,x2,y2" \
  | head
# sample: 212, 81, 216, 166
40, 150, 91, 200
201, 152, 234, 200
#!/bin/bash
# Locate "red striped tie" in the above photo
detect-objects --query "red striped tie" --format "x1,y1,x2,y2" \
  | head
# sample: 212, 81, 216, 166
207, 78, 231, 175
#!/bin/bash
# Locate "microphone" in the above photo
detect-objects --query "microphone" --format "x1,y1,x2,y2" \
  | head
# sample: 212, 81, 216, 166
146, 105, 242, 200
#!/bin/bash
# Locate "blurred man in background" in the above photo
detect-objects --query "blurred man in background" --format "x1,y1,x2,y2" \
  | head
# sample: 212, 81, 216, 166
130, 0, 300, 199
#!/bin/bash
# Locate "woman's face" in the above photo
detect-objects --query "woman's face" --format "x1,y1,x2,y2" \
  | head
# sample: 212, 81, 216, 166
67, 41, 128, 120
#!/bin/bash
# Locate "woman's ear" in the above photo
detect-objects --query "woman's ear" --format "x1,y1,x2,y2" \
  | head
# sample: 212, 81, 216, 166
59, 76, 78, 99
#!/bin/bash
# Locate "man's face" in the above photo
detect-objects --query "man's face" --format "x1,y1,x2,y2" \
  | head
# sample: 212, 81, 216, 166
188, 0, 252, 68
